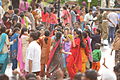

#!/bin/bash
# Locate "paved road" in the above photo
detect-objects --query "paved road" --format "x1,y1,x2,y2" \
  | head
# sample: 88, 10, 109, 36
5, 40, 117, 80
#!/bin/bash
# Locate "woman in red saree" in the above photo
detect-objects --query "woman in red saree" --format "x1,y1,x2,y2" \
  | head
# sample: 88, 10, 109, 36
67, 29, 85, 79
47, 32, 71, 79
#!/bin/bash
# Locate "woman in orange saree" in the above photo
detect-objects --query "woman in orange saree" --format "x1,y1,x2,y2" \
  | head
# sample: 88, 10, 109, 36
81, 32, 91, 73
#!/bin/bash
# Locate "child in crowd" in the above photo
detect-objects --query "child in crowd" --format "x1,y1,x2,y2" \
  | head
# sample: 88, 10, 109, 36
91, 28, 101, 51
92, 43, 101, 71
10, 27, 20, 71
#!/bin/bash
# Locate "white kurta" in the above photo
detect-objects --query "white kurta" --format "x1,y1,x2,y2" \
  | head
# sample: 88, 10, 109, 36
25, 41, 41, 72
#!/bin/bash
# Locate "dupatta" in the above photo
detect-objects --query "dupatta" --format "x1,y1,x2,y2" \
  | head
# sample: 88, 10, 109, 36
0, 33, 7, 53
0, 33, 8, 74
0, 33, 8, 64
17, 38, 24, 72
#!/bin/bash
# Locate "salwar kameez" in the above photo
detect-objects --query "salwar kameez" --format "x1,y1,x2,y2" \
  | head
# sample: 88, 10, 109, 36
0, 33, 9, 74
10, 33, 19, 70
0, 53, 8, 74
41, 37, 51, 77
17, 35, 29, 73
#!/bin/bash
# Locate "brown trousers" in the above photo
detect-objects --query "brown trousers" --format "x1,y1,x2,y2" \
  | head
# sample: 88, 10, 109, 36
101, 21, 108, 40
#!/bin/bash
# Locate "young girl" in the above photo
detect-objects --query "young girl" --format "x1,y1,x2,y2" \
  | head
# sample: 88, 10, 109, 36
63, 28, 71, 65
17, 27, 29, 74
41, 30, 51, 77
62, 28, 71, 77
10, 27, 20, 71
91, 28, 101, 51
92, 43, 101, 71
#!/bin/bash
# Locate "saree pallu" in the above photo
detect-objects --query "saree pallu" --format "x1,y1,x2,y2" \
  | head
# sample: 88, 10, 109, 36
47, 40, 60, 69
47, 40, 64, 74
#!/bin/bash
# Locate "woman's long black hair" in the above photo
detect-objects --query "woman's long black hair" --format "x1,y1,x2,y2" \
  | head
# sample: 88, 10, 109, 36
2, 12, 10, 22
0, 27, 6, 35
55, 32, 62, 41
75, 29, 86, 48
12, 27, 20, 35
30, 31, 40, 40
44, 30, 50, 44
19, 27, 28, 38
43, 7, 47, 14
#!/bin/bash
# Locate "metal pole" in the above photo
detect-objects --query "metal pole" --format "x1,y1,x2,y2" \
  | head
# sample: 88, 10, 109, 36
58, 0, 60, 23
88, 2, 91, 11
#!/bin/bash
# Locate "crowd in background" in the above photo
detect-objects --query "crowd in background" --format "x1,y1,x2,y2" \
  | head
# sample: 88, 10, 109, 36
0, 0, 120, 80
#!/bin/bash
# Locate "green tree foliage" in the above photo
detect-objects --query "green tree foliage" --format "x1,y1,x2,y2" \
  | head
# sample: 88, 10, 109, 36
46, 0, 99, 6
47, 0, 54, 3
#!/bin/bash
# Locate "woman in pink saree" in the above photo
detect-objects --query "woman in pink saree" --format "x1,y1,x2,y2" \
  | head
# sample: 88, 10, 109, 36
17, 27, 29, 74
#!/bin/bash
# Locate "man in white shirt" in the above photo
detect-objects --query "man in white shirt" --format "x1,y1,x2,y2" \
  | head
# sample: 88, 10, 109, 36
25, 32, 41, 75
84, 10, 93, 26
107, 11, 119, 44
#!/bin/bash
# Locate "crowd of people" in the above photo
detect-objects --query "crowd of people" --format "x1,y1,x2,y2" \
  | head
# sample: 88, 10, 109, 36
0, 0, 120, 80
